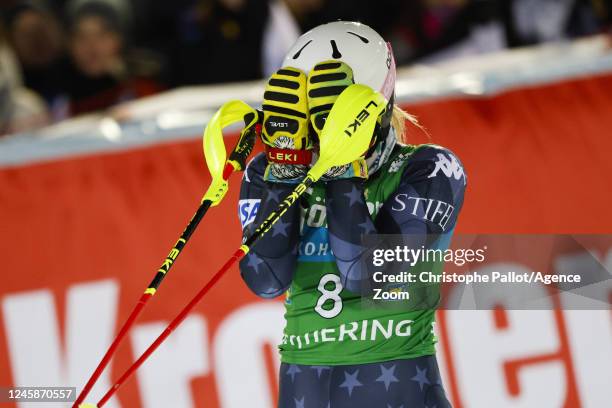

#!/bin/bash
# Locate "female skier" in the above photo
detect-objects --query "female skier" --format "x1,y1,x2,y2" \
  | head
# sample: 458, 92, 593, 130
238, 21, 465, 408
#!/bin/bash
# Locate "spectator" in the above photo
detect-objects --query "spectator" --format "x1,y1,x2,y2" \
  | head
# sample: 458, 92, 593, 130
261, 0, 301, 77
4, 0, 70, 116
64, 0, 162, 116
262, 0, 326, 77
377, 0, 504, 64
0, 21, 49, 136
501, 0, 611, 47
173, 0, 270, 85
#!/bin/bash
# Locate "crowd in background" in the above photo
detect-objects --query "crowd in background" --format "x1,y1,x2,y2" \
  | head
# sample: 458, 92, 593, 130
1, 0, 611, 136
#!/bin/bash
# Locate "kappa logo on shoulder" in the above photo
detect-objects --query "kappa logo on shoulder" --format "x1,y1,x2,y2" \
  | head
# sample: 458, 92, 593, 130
428, 152, 466, 185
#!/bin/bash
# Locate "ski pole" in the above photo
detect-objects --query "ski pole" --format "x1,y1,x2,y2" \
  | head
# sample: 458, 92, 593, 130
88, 85, 386, 408
74, 101, 259, 407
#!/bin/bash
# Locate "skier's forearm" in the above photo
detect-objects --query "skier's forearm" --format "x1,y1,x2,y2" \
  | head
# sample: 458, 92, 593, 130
325, 179, 429, 295
325, 179, 381, 293
239, 183, 299, 298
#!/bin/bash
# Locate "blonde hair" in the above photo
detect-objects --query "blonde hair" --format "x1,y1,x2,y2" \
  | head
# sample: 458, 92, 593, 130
391, 105, 427, 143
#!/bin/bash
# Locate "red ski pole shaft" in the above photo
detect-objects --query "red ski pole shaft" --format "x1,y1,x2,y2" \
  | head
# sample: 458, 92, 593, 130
73, 294, 149, 406
96, 174, 316, 407
73, 199, 213, 407
74, 113, 258, 407
97, 247, 247, 407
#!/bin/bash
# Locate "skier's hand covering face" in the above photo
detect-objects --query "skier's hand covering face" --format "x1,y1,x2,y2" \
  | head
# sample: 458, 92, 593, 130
307, 60, 369, 181
260, 61, 381, 183
261, 67, 312, 183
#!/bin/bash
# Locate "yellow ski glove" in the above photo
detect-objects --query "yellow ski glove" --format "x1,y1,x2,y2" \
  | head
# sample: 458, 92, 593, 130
261, 67, 313, 183
307, 60, 369, 180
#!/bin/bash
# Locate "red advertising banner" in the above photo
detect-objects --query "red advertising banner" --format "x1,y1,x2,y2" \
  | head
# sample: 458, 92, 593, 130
1, 73, 611, 407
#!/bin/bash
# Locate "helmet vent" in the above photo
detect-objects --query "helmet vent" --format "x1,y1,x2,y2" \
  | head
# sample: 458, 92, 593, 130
347, 31, 369, 43
313, 62, 342, 71
330, 40, 342, 58
292, 40, 313, 59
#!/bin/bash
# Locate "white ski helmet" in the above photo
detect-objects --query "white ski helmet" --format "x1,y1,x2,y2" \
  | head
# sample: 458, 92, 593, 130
282, 21, 396, 100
